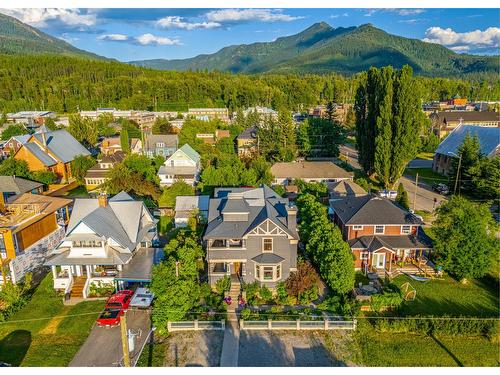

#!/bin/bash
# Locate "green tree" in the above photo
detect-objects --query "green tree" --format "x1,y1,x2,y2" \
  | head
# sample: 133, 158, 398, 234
68, 114, 98, 147
449, 133, 481, 194
0, 158, 32, 179
158, 181, 195, 208
1, 124, 28, 141
120, 129, 130, 154
469, 155, 500, 199
71, 155, 96, 185
44, 117, 58, 131
396, 183, 410, 210
432, 196, 497, 282
31, 170, 57, 185
104, 163, 161, 201
152, 117, 173, 135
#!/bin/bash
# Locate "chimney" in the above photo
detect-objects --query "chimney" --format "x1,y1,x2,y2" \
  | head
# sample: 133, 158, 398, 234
286, 203, 297, 233
97, 193, 108, 207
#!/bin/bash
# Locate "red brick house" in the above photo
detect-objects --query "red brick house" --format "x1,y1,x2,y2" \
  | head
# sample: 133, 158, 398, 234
330, 195, 432, 276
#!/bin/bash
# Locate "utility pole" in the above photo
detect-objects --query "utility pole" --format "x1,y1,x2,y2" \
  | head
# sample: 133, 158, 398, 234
413, 173, 419, 212
120, 313, 131, 367
454, 154, 462, 195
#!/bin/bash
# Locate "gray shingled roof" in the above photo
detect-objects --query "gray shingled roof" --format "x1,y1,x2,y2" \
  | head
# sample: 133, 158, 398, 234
45, 247, 132, 266
144, 134, 178, 150
32, 129, 90, 163
204, 185, 297, 240
252, 253, 285, 264
348, 234, 432, 251
435, 125, 500, 158
0, 176, 44, 194
271, 161, 353, 180
432, 111, 499, 123
331, 195, 422, 225
237, 127, 257, 140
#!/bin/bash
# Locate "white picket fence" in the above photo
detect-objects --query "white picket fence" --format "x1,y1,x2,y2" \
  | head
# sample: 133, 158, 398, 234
167, 320, 225, 332
240, 319, 357, 331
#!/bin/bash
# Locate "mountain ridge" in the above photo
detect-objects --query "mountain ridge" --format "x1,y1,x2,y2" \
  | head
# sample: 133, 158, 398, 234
130, 22, 498, 76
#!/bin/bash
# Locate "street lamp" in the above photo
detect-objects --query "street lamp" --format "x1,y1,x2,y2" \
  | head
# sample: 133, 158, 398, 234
448, 151, 462, 195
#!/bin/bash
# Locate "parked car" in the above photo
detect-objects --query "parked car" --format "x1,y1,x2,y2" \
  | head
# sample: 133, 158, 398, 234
96, 290, 134, 327
432, 183, 450, 195
130, 288, 155, 308
378, 190, 397, 199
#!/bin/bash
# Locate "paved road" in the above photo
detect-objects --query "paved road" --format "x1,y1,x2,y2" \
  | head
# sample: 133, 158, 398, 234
70, 309, 152, 367
339, 144, 446, 213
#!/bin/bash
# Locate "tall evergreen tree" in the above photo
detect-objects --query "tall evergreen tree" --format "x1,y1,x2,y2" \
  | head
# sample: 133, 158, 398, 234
120, 129, 130, 154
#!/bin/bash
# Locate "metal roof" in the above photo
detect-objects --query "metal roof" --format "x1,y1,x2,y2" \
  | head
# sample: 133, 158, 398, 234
32, 129, 90, 163
435, 125, 500, 157
24, 142, 57, 166
178, 143, 200, 163
175, 195, 210, 212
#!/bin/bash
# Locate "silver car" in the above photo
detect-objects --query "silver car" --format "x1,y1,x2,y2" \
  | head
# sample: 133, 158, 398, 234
130, 288, 155, 308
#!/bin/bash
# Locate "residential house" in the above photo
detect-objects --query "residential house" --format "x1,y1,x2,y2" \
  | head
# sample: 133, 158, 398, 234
0, 176, 44, 208
80, 109, 155, 130
100, 136, 142, 156
158, 144, 201, 187
2, 134, 31, 157
270, 161, 353, 185
429, 111, 499, 138
331, 195, 432, 276
196, 129, 231, 145
236, 127, 258, 156
241, 106, 278, 121
45, 192, 157, 298
188, 108, 229, 122
329, 180, 367, 200
143, 134, 178, 158
13, 126, 91, 182
432, 124, 500, 174
0, 194, 71, 284
84, 151, 126, 191
174, 195, 210, 228
203, 185, 298, 287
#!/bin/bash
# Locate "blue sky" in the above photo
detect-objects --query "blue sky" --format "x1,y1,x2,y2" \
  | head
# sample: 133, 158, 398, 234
2, 8, 499, 61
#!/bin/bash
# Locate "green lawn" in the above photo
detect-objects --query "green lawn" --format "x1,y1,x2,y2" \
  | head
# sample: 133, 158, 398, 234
136, 341, 168, 367
404, 167, 447, 184
353, 320, 499, 366
417, 152, 435, 160
391, 275, 499, 317
0, 274, 104, 366
64, 185, 90, 198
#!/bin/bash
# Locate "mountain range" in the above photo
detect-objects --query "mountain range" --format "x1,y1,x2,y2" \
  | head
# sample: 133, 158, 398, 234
0, 13, 497, 76
0, 12, 104, 59
130, 22, 498, 76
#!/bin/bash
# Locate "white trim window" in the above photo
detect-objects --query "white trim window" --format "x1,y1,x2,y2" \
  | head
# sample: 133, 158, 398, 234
401, 225, 411, 234
262, 238, 273, 252
255, 263, 282, 282
353, 225, 364, 230
375, 225, 385, 234
360, 252, 369, 260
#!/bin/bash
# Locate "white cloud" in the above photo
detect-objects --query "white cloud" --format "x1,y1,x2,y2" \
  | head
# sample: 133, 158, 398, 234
97, 34, 129, 41
396, 9, 425, 16
156, 16, 220, 30
134, 33, 181, 46
1, 8, 96, 28
330, 13, 348, 19
206, 9, 303, 23
423, 26, 500, 52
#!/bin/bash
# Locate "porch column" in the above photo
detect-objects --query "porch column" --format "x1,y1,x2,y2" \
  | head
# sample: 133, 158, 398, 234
86, 265, 91, 278
117, 265, 122, 271
389, 253, 392, 272
51, 265, 57, 279
76, 265, 82, 277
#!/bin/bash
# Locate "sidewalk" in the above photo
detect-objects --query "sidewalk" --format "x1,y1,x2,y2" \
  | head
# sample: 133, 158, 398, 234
219, 311, 240, 367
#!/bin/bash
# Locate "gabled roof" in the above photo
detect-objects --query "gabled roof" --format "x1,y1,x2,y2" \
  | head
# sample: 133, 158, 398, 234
330, 180, 367, 198
31, 129, 90, 163
9, 134, 31, 145
24, 142, 57, 166
175, 195, 210, 212
348, 234, 432, 251
64, 191, 154, 252
237, 127, 258, 141
435, 124, 500, 158
0, 176, 44, 194
178, 144, 200, 163
204, 185, 297, 240
331, 195, 422, 225
144, 134, 178, 150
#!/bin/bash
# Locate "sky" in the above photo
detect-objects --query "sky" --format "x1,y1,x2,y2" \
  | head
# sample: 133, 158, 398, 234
1, 8, 499, 61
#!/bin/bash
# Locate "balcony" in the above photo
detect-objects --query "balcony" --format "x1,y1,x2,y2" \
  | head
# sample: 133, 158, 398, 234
209, 239, 246, 250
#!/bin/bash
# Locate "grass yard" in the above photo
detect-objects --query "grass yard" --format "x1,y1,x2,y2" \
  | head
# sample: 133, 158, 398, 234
353, 320, 499, 366
391, 275, 499, 317
416, 152, 435, 160
64, 185, 90, 198
0, 274, 104, 366
404, 167, 447, 184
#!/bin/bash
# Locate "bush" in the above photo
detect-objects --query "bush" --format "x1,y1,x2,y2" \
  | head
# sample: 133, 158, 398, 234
88, 280, 115, 297
354, 177, 371, 192
242, 281, 261, 304
215, 276, 231, 295
0, 272, 32, 321
240, 308, 252, 320
371, 289, 403, 312
259, 285, 272, 302
285, 261, 320, 300
298, 284, 318, 305
275, 282, 289, 305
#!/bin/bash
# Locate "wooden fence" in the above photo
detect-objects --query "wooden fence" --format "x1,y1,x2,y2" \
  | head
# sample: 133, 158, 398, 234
240, 319, 357, 331
167, 320, 225, 332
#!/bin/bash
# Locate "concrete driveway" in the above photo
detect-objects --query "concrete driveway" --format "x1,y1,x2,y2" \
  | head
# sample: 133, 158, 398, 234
70, 309, 152, 367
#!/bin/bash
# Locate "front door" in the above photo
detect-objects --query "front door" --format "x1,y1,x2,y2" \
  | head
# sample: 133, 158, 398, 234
234, 262, 241, 276
373, 253, 386, 269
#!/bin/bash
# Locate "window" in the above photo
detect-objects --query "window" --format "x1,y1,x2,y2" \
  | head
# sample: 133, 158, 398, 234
360, 252, 368, 260
375, 225, 385, 234
263, 266, 274, 280
353, 225, 363, 230
73, 240, 102, 248
263, 238, 273, 252
256, 265, 260, 279
401, 225, 411, 234
276, 264, 281, 279
255, 264, 282, 282
156, 142, 164, 148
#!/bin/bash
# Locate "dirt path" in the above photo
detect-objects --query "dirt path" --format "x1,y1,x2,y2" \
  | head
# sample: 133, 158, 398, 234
163, 331, 225, 367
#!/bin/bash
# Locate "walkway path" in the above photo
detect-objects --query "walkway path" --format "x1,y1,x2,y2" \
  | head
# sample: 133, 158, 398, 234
219, 311, 240, 367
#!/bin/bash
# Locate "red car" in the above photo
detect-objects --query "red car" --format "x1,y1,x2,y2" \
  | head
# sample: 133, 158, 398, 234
96, 290, 134, 327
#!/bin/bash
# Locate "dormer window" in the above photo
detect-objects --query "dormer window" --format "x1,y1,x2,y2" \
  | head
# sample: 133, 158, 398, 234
263, 238, 273, 252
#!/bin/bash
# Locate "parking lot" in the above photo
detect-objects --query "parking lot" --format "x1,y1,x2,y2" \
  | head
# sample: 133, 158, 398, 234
70, 309, 152, 367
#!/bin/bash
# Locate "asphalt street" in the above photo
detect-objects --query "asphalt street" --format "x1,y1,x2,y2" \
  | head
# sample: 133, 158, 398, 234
339, 144, 446, 213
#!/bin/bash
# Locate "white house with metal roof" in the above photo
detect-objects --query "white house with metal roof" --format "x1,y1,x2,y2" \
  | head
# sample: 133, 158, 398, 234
45, 191, 158, 299
158, 144, 201, 187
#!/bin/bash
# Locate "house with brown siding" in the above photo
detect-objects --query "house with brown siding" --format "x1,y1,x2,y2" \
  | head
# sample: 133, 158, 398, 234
331, 195, 432, 277
13, 126, 90, 182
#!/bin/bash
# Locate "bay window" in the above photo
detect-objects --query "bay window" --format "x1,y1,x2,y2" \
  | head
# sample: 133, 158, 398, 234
255, 263, 282, 282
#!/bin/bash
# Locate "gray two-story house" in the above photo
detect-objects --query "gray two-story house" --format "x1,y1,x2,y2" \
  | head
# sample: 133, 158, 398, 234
203, 185, 298, 288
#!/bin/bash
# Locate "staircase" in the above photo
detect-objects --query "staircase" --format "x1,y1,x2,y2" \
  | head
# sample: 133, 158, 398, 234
226, 282, 241, 313
70, 277, 87, 298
